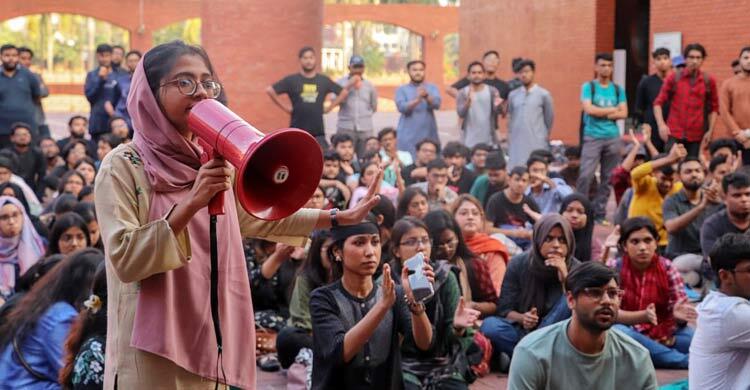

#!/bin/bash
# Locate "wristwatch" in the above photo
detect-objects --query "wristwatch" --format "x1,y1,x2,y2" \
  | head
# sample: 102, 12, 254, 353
330, 208, 339, 228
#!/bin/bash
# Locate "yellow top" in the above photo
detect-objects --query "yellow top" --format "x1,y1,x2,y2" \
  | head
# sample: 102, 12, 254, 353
628, 161, 682, 246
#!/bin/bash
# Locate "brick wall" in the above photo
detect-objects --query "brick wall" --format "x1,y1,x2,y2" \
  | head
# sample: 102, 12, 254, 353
460, 0, 611, 144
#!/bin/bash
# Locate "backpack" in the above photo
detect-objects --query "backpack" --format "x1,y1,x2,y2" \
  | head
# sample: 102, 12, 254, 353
669, 69, 712, 132
579, 81, 622, 144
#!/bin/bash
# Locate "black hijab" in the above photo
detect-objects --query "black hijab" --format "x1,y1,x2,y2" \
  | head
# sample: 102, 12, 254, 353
560, 193, 595, 262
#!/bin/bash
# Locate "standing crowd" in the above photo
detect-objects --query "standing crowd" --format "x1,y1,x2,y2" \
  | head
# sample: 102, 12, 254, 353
0, 37, 749, 390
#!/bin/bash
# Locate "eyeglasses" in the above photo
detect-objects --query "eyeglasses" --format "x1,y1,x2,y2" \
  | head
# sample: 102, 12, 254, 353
581, 287, 624, 301
399, 237, 432, 248
0, 211, 21, 222
160, 78, 222, 99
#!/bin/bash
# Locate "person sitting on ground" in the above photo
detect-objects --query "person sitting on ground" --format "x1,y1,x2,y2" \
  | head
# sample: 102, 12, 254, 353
525, 155, 573, 214
609, 217, 695, 369
701, 172, 750, 258
0, 248, 103, 388
508, 261, 658, 389
58, 171, 86, 199
75, 157, 97, 187
378, 127, 413, 170
331, 133, 360, 178
108, 116, 131, 143
51, 140, 89, 179
560, 193, 603, 262
39, 137, 64, 176
396, 187, 429, 220
628, 143, 686, 251
469, 151, 507, 208
310, 220, 434, 390
0, 182, 48, 238
410, 158, 458, 211
3, 123, 45, 193
0, 196, 45, 301
707, 154, 733, 198
364, 136, 380, 155
485, 166, 539, 250
319, 151, 351, 210
59, 261, 108, 389
387, 217, 479, 390
95, 134, 122, 169
72, 202, 103, 251
349, 161, 399, 207
480, 214, 579, 361
465, 143, 492, 175
402, 138, 439, 186
47, 212, 91, 256
451, 194, 510, 294
442, 142, 477, 195
0, 254, 63, 327
57, 115, 95, 158
689, 233, 750, 389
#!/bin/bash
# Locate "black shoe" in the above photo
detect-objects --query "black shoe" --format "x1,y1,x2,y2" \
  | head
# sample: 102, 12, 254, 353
498, 352, 511, 373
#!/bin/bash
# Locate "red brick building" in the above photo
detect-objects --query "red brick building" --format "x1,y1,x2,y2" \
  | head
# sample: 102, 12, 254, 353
460, 0, 748, 144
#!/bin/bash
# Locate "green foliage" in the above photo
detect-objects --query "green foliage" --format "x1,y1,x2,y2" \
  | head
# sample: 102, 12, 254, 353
153, 19, 202, 46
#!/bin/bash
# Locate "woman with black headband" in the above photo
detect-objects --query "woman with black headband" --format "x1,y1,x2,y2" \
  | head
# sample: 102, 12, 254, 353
310, 220, 435, 390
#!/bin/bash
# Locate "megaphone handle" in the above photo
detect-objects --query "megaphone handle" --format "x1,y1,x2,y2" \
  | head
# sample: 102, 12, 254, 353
198, 139, 226, 216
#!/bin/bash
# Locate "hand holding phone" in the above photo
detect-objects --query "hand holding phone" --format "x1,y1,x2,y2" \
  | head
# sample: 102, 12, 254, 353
404, 253, 434, 303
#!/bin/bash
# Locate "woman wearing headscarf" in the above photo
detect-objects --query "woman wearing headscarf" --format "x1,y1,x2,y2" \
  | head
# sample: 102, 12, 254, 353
559, 193, 603, 262
479, 214, 579, 358
94, 41, 378, 389
0, 196, 45, 301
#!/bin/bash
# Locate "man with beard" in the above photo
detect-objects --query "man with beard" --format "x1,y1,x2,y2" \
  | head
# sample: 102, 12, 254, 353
663, 157, 722, 259
57, 115, 96, 158
470, 151, 507, 207
455, 61, 503, 148
447, 50, 510, 101
111, 45, 125, 71
701, 172, 750, 257
395, 60, 442, 158
442, 141, 475, 194
0, 44, 41, 150
628, 142, 686, 251
3, 123, 45, 191
690, 233, 750, 389
39, 137, 64, 176
267, 46, 349, 149
508, 262, 657, 389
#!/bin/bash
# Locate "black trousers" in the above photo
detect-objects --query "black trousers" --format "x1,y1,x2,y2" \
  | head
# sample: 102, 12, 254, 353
276, 326, 313, 369
666, 137, 701, 158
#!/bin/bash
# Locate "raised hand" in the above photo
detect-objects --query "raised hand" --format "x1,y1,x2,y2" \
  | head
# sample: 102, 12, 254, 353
379, 263, 397, 309
337, 169, 382, 225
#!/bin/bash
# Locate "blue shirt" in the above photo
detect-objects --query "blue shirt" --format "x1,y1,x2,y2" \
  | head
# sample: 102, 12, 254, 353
0, 301, 77, 389
108, 70, 134, 128
580, 80, 627, 139
395, 82, 441, 157
85, 68, 119, 135
525, 177, 574, 214
0, 67, 40, 135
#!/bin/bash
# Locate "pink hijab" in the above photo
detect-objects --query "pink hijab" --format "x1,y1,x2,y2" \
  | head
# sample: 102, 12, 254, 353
0, 196, 45, 298
127, 57, 254, 388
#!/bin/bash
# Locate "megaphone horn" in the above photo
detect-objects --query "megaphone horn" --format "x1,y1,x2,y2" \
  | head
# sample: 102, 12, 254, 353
188, 99, 323, 221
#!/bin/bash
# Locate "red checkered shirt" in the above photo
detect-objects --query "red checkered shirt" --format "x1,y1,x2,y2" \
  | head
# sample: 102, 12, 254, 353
653, 69, 719, 142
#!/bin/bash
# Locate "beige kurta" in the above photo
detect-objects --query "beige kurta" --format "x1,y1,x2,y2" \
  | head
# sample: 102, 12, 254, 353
94, 144, 319, 389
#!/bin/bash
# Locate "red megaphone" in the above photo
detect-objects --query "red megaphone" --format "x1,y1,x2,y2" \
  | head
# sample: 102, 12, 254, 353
187, 99, 323, 221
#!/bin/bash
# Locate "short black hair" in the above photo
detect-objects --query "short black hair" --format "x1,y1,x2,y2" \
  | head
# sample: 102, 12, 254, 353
298, 46, 315, 58
509, 166, 528, 178
709, 233, 750, 277
652, 47, 670, 59
677, 156, 703, 173
723, 172, 750, 193
126, 50, 143, 59
529, 149, 553, 164
511, 57, 523, 72
526, 155, 548, 168
442, 141, 469, 159
97, 133, 122, 150
9, 122, 31, 136
416, 138, 439, 154
482, 50, 499, 59
108, 115, 127, 129
331, 133, 353, 147
96, 44, 113, 54
683, 43, 707, 59
709, 154, 729, 173
732, 59, 741, 68
595, 52, 613, 63
652, 153, 675, 175
378, 127, 396, 141
406, 60, 426, 70
0, 44, 17, 54
427, 158, 448, 172
564, 145, 581, 158
323, 150, 341, 162
618, 217, 659, 247
471, 143, 492, 156
739, 46, 750, 58
68, 115, 88, 127
485, 151, 506, 170
565, 262, 619, 296
467, 61, 484, 73
17, 46, 33, 57
709, 138, 738, 156
112, 44, 125, 52
516, 59, 535, 72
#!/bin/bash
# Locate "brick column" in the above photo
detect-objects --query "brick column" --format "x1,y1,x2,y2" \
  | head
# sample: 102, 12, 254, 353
201, 0, 323, 133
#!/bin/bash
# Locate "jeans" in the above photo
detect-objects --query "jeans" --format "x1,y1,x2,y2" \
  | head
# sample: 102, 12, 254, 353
576, 136, 622, 219
613, 324, 693, 369
479, 295, 572, 357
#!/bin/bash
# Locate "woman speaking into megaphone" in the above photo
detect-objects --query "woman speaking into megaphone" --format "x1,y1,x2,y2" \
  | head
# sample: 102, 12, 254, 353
93, 40, 380, 389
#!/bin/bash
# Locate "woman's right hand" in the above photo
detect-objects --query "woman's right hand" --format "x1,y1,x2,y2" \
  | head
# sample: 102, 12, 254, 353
187, 158, 232, 211
379, 263, 397, 309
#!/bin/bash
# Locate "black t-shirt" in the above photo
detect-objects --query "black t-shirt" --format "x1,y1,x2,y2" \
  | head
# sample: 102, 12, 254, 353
449, 168, 477, 195
485, 191, 540, 228
402, 163, 426, 186
272, 73, 342, 136
452, 77, 510, 100
635, 74, 669, 149
4, 147, 45, 191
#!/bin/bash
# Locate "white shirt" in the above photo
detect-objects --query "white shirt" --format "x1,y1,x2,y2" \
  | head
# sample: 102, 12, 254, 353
689, 291, 750, 390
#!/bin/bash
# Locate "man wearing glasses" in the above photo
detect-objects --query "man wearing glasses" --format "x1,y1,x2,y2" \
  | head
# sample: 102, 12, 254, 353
654, 42, 719, 158
690, 233, 750, 389
508, 261, 657, 389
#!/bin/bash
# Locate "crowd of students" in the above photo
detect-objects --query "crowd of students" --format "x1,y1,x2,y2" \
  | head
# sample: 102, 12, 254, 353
0, 37, 749, 390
